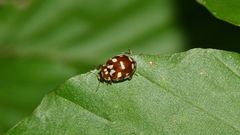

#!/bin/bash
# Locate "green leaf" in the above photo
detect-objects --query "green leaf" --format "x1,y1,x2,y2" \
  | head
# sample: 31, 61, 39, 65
0, 0, 186, 133
197, 0, 240, 26
6, 49, 240, 135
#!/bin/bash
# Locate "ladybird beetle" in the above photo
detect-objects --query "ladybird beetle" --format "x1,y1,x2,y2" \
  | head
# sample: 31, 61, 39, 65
98, 54, 136, 84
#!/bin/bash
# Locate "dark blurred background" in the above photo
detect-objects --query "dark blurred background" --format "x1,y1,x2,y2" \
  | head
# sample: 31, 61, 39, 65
177, 0, 240, 52
0, 0, 239, 133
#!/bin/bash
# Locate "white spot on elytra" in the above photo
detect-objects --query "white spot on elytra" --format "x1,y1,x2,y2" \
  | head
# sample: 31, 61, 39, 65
117, 72, 122, 78
107, 77, 111, 81
105, 71, 109, 75
120, 61, 125, 69
131, 63, 134, 69
110, 69, 116, 75
128, 57, 133, 62
107, 65, 113, 69
126, 73, 129, 76
112, 58, 117, 62
104, 68, 107, 72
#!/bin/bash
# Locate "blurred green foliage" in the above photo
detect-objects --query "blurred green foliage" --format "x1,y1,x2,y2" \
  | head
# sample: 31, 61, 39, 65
197, 0, 240, 26
0, 0, 185, 133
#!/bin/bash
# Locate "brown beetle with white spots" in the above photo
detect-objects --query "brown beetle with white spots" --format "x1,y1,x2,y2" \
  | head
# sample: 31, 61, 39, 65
98, 54, 136, 84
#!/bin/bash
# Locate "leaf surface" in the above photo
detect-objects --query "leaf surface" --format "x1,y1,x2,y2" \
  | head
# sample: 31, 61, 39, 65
6, 49, 240, 135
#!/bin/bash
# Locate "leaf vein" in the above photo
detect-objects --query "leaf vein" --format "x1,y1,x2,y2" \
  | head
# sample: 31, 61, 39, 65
137, 72, 240, 133
55, 94, 112, 123
213, 54, 240, 79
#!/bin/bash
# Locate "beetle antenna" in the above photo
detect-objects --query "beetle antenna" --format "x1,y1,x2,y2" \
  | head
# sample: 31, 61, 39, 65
122, 49, 132, 55
128, 49, 132, 54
